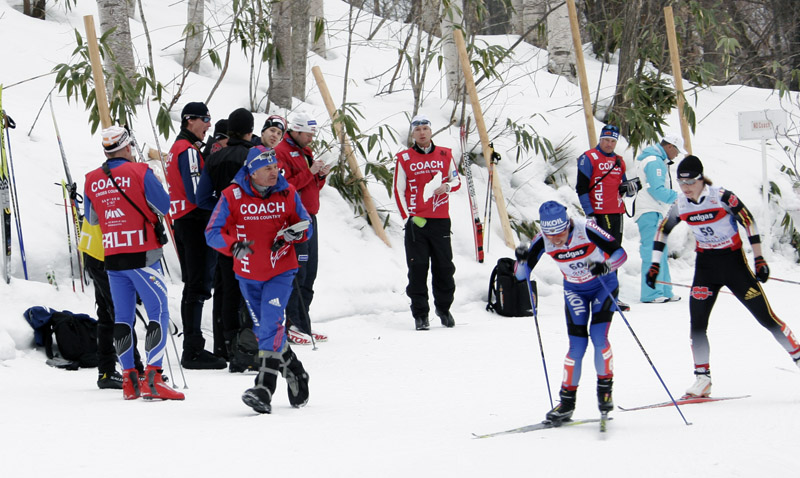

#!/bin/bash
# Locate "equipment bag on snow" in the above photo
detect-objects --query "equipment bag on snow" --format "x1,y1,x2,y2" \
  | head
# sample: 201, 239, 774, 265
486, 258, 536, 317
24, 306, 98, 369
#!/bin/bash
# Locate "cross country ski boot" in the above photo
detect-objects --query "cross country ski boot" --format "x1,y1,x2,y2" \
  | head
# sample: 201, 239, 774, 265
141, 365, 185, 400
280, 343, 310, 408
545, 388, 577, 425
597, 378, 613, 412
242, 352, 281, 414
684, 371, 712, 398
122, 369, 141, 400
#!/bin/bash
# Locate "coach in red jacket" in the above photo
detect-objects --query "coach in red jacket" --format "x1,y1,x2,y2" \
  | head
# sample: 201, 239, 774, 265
393, 114, 461, 331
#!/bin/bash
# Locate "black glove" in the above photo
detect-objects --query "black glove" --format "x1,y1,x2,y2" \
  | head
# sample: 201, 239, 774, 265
645, 263, 660, 289
231, 240, 254, 259
754, 256, 769, 283
588, 261, 610, 277
618, 179, 641, 198
515, 243, 530, 262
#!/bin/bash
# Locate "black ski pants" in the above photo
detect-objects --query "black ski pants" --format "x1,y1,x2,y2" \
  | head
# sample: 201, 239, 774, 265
404, 217, 456, 318
689, 248, 800, 372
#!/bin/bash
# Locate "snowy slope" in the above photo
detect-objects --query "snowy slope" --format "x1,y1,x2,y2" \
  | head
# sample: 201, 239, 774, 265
1, 1, 799, 476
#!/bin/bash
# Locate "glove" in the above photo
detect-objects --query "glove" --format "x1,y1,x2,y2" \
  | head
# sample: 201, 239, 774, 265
231, 240, 254, 259
283, 228, 304, 242
618, 180, 639, 198
645, 263, 660, 289
588, 261, 610, 277
754, 256, 769, 283
515, 243, 530, 262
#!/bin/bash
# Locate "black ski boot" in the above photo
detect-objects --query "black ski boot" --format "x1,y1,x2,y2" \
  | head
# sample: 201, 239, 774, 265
280, 343, 310, 408
546, 388, 577, 424
597, 378, 613, 412
242, 353, 280, 414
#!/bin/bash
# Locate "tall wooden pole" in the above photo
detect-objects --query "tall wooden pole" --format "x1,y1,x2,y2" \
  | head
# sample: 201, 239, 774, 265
566, 0, 596, 146
83, 15, 112, 129
663, 6, 692, 154
312, 66, 391, 248
453, 29, 516, 249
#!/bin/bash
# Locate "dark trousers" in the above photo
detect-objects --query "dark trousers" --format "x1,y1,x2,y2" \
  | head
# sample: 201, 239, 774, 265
286, 214, 318, 333
404, 217, 456, 318
84, 254, 142, 374
173, 211, 216, 352
689, 248, 800, 371
591, 213, 623, 246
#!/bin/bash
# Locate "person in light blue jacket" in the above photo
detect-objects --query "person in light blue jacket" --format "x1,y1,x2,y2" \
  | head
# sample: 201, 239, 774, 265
634, 134, 686, 303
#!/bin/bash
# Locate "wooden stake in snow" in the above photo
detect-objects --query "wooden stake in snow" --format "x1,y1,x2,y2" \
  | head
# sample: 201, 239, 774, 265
83, 15, 112, 129
453, 29, 516, 250
663, 6, 693, 154
565, 0, 596, 146
311, 66, 391, 248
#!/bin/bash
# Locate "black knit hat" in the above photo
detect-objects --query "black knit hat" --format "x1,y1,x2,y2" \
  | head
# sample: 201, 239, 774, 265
677, 155, 703, 179
181, 101, 209, 119
227, 108, 254, 135
212, 119, 229, 140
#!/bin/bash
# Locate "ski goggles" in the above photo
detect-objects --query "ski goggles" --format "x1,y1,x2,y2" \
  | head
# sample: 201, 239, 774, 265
677, 177, 701, 185
185, 115, 211, 123
411, 119, 431, 128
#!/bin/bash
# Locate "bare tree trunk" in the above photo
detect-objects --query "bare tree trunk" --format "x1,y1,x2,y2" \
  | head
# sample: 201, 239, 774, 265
310, 0, 327, 59
97, 0, 137, 82
292, 0, 310, 101
546, 0, 576, 84
609, 0, 643, 128
269, 1, 293, 110
24, 0, 46, 19
441, 0, 463, 103
419, 0, 441, 36
511, 0, 547, 46
183, 0, 204, 74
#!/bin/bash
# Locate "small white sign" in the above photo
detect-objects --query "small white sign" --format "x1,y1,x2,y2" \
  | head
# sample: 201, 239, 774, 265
738, 109, 787, 140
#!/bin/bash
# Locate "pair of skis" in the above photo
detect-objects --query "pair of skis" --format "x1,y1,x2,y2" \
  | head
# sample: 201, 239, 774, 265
0, 85, 27, 283
474, 395, 749, 438
459, 124, 484, 263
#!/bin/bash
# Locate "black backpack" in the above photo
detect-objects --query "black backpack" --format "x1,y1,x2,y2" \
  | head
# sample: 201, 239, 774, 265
24, 307, 99, 369
486, 258, 537, 317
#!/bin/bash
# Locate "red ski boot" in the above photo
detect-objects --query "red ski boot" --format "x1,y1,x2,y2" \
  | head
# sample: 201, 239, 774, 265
141, 366, 185, 401
122, 369, 141, 400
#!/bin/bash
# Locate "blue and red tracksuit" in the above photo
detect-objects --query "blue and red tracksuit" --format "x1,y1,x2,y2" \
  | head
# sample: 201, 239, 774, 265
205, 166, 312, 353
516, 218, 627, 390
84, 158, 171, 371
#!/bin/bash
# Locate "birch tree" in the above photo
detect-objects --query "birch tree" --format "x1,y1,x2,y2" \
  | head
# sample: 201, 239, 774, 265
291, 0, 310, 101
546, 0, 575, 84
183, 0, 204, 74
310, 0, 327, 59
441, 0, 463, 103
97, 0, 136, 80
269, 1, 293, 109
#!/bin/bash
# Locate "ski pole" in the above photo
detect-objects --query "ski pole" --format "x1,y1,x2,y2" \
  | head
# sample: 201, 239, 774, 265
60, 182, 76, 292
168, 319, 188, 389
769, 277, 800, 286
656, 280, 733, 296
4, 115, 27, 279
597, 278, 691, 426
523, 264, 553, 409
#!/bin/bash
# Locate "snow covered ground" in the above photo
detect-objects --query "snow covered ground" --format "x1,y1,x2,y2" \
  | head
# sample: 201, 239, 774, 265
1, 1, 799, 476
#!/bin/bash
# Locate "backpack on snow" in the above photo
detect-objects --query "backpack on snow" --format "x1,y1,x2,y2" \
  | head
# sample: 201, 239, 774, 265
24, 306, 99, 369
486, 258, 537, 317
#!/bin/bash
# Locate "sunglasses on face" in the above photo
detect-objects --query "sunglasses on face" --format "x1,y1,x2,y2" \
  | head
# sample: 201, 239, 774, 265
678, 177, 699, 185
186, 115, 211, 123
